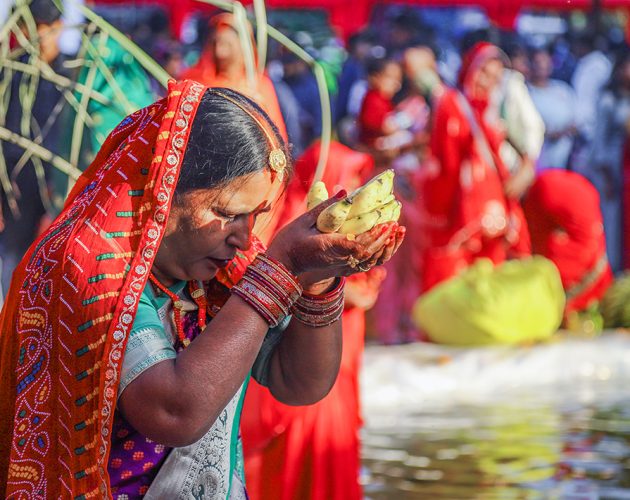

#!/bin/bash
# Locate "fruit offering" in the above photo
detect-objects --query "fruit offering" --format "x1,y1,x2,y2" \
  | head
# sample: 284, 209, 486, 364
312, 170, 402, 236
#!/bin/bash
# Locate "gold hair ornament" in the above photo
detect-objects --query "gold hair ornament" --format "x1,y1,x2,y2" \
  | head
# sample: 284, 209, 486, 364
210, 89, 287, 176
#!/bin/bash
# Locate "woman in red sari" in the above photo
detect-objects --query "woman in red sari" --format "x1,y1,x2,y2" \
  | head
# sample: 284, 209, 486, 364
523, 169, 612, 315
241, 140, 390, 500
420, 42, 530, 291
180, 13, 288, 244
180, 13, 285, 138
0, 81, 404, 499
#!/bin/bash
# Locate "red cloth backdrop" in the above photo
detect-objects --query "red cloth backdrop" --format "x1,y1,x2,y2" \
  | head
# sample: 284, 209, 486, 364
89, 0, 630, 40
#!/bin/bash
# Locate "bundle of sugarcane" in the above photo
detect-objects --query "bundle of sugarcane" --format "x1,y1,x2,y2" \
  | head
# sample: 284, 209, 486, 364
0, 0, 170, 212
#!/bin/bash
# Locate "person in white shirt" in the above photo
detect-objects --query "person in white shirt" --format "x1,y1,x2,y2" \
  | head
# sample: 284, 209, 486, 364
570, 32, 613, 178
572, 35, 613, 143
496, 47, 545, 199
528, 48, 577, 170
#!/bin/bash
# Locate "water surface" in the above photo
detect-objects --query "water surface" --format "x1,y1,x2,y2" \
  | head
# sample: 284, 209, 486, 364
361, 333, 630, 499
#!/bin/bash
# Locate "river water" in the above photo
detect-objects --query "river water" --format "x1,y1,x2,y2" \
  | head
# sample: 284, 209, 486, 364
360, 333, 630, 499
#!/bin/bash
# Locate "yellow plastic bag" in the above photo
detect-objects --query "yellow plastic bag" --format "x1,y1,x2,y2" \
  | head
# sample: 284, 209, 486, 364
412, 257, 565, 346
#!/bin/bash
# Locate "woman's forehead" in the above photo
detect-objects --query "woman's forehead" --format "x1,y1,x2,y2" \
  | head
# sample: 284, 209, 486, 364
213, 170, 280, 212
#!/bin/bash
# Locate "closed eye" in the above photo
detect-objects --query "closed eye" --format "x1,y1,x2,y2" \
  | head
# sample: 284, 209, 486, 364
213, 209, 237, 223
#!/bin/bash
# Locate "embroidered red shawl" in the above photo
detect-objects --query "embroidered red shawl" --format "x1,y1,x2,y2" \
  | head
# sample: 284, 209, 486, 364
0, 80, 261, 499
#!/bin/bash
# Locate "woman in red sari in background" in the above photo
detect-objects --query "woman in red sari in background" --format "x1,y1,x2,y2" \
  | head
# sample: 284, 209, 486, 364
523, 169, 612, 315
420, 42, 530, 291
180, 13, 287, 243
241, 141, 390, 500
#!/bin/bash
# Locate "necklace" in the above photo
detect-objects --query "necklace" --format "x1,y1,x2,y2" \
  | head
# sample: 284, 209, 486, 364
148, 273, 208, 347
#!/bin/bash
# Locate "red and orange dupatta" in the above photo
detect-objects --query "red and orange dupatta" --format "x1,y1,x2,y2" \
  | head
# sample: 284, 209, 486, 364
0, 80, 260, 499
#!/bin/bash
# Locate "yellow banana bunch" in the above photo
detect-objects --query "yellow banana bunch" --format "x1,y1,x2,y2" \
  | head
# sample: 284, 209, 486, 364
314, 169, 401, 235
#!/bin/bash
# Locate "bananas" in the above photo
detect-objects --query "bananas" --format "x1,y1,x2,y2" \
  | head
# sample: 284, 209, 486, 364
313, 169, 401, 235
339, 198, 401, 234
374, 197, 402, 223
347, 169, 395, 218
316, 198, 354, 233
307, 181, 328, 210
339, 210, 380, 235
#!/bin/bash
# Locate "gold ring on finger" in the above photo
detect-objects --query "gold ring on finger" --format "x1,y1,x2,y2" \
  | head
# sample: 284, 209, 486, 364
347, 255, 360, 269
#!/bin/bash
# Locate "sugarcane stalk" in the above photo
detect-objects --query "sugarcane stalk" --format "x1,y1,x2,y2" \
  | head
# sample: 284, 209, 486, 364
69, 30, 101, 171
253, 0, 268, 74
0, 4, 27, 43
16, 7, 39, 140
265, 25, 331, 185
0, 125, 83, 179
81, 31, 135, 115
232, 2, 258, 93
0, 31, 18, 216
10, 95, 67, 183
2, 58, 111, 106
1, 1, 172, 216
78, 5, 170, 87
32, 156, 54, 214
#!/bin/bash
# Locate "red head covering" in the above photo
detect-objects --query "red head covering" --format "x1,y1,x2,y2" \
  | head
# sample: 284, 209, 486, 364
0, 80, 263, 498
181, 13, 255, 84
179, 13, 287, 141
458, 42, 508, 109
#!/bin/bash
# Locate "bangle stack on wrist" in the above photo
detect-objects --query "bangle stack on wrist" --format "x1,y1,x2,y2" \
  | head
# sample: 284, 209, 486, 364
232, 254, 302, 327
232, 254, 346, 328
291, 277, 345, 328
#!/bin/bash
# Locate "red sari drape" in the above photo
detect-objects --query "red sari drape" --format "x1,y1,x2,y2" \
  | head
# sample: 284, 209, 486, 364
241, 141, 374, 500
420, 43, 530, 292
358, 89, 394, 148
0, 80, 262, 499
523, 169, 613, 314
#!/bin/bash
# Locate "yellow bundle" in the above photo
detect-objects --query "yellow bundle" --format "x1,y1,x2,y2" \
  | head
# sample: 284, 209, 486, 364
412, 257, 565, 346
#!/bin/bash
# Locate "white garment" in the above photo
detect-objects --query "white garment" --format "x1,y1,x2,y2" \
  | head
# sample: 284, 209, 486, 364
347, 79, 368, 118
499, 70, 545, 172
529, 79, 577, 170
572, 51, 612, 141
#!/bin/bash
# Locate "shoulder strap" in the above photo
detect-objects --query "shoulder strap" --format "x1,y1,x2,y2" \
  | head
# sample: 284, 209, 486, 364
455, 91, 499, 173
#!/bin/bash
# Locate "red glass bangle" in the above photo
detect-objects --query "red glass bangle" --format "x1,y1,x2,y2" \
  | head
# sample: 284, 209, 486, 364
232, 253, 302, 327
291, 277, 345, 328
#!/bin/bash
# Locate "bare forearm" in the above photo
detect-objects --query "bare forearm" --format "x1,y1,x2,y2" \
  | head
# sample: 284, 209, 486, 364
119, 295, 269, 446
267, 316, 342, 405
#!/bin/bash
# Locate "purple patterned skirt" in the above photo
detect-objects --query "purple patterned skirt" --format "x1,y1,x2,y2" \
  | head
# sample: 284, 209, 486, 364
108, 313, 203, 498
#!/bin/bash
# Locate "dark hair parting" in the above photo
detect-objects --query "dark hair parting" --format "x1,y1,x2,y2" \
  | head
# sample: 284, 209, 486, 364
176, 87, 291, 197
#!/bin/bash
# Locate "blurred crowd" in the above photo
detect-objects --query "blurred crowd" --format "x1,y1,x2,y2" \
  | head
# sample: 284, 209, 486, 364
3, 2, 630, 499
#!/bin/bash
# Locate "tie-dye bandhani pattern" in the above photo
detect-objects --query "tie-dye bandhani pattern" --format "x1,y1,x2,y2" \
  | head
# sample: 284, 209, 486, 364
0, 80, 261, 499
